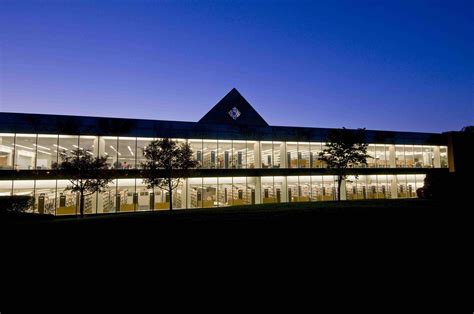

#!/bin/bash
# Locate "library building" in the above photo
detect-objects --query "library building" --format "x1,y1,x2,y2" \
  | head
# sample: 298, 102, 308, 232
0, 89, 449, 215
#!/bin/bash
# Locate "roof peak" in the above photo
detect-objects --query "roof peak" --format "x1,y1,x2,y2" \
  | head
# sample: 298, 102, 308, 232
198, 89, 268, 126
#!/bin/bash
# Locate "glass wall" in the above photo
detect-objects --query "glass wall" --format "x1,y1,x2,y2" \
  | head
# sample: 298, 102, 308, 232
189, 139, 203, 168
14, 134, 37, 170
34, 180, 56, 214
136, 137, 154, 169
203, 140, 218, 169
261, 142, 273, 168
118, 137, 136, 169
36, 134, 58, 169
218, 140, 233, 169
0, 134, 15, 170
440, 146, 448, 168
0, 133, 451, 170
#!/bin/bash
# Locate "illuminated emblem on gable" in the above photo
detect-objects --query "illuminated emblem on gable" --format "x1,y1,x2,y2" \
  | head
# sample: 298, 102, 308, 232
228, 107, 241, 120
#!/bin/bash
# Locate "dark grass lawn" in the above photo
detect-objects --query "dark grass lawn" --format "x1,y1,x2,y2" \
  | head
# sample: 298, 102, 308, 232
2, 198, 449, 227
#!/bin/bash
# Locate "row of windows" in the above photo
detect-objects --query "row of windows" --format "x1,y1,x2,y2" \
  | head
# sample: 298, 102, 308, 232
0, 133, 448, 170
0, 174, 425, 215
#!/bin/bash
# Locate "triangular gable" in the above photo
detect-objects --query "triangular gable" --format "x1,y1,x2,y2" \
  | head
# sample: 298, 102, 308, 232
198, 88, 269, 126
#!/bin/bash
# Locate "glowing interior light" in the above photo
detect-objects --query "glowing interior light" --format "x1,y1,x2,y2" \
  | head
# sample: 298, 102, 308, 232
109, 145, 122, 156
127, 146, 134, 156
33, 144, 51, 151
37, 150, 52, 155
14, 144, 34, 150
53, 144, 68, 151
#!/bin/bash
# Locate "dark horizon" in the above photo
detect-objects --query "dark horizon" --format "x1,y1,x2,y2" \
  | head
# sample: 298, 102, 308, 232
0, 1, 472, 133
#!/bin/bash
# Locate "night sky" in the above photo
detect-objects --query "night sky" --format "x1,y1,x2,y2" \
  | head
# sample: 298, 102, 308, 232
0, 0, 472, 133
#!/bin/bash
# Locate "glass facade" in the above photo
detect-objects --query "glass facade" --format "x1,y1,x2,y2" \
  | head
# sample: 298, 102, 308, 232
0, 133, 450, 170
0, 174, 430, 214
0, 132, 448, 215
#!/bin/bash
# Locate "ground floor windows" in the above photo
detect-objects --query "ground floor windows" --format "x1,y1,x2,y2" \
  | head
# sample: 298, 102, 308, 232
1, 174, 427, 215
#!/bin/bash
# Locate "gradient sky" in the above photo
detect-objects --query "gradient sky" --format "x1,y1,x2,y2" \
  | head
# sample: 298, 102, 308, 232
0, 0, 472, 133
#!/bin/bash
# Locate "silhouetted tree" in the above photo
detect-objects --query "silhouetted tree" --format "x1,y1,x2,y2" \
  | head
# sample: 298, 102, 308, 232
141, 138, 198, 211
54, 149, 113, 217
318, 128, 370, 201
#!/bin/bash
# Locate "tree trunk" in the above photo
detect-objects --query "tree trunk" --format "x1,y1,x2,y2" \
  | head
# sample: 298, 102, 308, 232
80, 191, 85, 217
168, 179, 173, 211
337, 176, 342, 201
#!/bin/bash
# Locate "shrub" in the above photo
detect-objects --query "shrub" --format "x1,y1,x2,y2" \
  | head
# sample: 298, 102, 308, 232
0, 196, 34, 214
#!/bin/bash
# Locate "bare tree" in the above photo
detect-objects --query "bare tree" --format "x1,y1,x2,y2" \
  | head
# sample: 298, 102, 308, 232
318, 128, 370, 201
141, 138, 198, 211
54, 148, 113, 217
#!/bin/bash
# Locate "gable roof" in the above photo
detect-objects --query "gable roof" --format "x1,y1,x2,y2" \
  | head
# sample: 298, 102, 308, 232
198, 88, 269, 126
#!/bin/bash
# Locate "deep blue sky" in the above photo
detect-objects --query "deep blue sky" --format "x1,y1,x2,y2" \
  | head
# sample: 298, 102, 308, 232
0, 0, 472, 133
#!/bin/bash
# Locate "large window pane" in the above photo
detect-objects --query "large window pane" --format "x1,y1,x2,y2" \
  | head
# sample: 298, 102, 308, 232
136, 137, 154, 169
298, 176, 311, 201
310, 142, 324, 168
367, 144, 376, 168
0, 180, 12, 196
14, 134, 37, 170
405, 145, 414, 168
13, 180, 35, 212
35, 180, 57, 215
100, 136, 118, 169
246, 177, 258, 204
189, 139, 203, 168
56, 180, 78, 216
375, 144, 387, 168
218, 140, 232, 169
203, 140, 218, 169
0, 133, 15, 170
261, 142, 273, 168
117, 179, 136, 212
414, 146, 423, 168
218, 177, 233, 206
57, 135, 79, 164
261, 176, 275, 203
36, 134, 58, 169
246, 141, 257, 169
440, 146, 448, 168
233, 141, 246, 169
232, 177, 247, 205
118, 137, 136, 169
98, 180, 117, 213
298, 143, 310, 169
188, 177, 203, 208
286, 142, 298, 168
423, 146, 434, 168
202, 177, 217, 207
273, 141, 284, 168
395, 145, 405, 168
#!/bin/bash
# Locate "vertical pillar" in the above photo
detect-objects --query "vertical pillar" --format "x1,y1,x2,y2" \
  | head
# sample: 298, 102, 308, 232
254, 142, 261, 168
389, 145, 396, 168
255, 177, 262, 204
340, 179, 347, 200
433, 146, 441, 168
390, 175, 398, 199
179, 178, 187, 209
281, 176, 288, 202
280, 142, 287, 168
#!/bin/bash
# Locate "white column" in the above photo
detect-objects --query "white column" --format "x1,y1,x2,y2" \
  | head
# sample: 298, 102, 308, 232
255, 177, 261, 204
389, 145, 396, 168
340, 179, 347, 200
434, 146, 441, 168
181, 178, 188, 209
390, 175, 398, 199
280, 142, 287, 168
281, 176, 288, 202
254, 141, 261, 168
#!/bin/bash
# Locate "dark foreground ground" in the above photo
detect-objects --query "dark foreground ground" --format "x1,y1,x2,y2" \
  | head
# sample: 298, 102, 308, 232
1, 198, 451, 228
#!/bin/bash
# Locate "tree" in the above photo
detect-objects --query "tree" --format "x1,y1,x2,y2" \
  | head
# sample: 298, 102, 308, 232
318, 128, 370, 201
141, 138, 198, 211
54, 148, 113, 217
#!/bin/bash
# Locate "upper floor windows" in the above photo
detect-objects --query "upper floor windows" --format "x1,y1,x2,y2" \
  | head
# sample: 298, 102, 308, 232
0, 133, 449, 170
